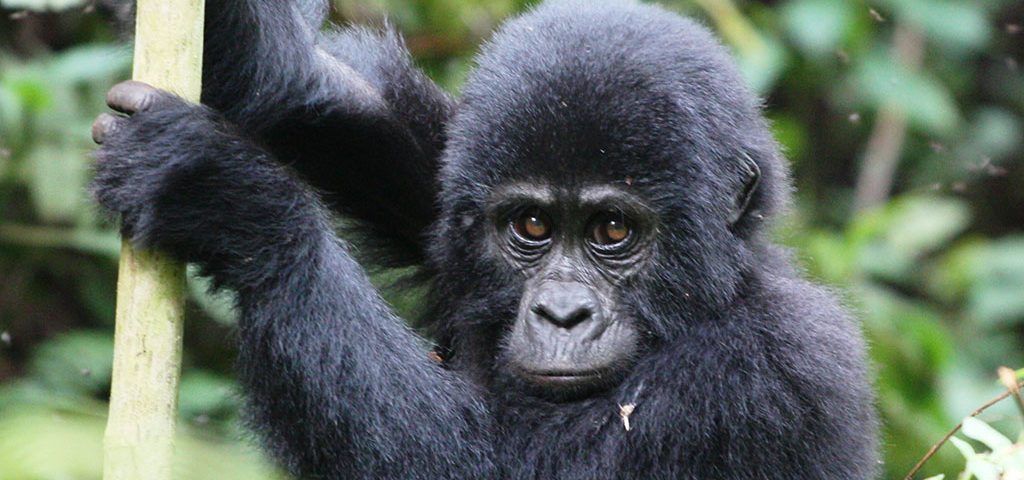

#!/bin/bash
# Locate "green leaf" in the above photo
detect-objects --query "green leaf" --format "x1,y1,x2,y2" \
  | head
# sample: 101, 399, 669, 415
780, 0, 854, 57
851, 52, 960, 135
0, 0, 86, 11
178, 371, 239, 420
26, 144, 90, 223
4, 75, 52, 111
27, 330, 114, 396
769, 113, 809, 162
965, 454, 1002, 480
961, 417, 1013, 452
967, 108, 1023, 159
967, 237, 1024, 326
929, 239, 986, 303
800, 230, 855, 284
859, 285, 954, 402
950, 435, 977, 460
736, 33, 788, 94
970, 287, 1024, 327
0, 403, 285, 480
48, 44, 132, 84
188, 266, 239, 325
0, 224, 121, 257
850, 196, 969, 282
897, 1, 991, 52
883, 197, 970, 255
0, 79, 26, 135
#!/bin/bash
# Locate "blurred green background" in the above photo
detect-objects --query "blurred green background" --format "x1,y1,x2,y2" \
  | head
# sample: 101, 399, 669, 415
1, 0, 1023, 478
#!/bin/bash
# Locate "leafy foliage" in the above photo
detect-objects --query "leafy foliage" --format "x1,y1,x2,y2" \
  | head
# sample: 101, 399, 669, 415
939, 417, 1024, 480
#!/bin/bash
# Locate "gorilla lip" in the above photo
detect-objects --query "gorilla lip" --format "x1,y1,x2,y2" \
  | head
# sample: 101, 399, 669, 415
521, 368, 609, 385
529, 374, 601, 388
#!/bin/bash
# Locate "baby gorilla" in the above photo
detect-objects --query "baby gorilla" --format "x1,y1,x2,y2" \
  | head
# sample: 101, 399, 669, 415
92, 0, 877, 478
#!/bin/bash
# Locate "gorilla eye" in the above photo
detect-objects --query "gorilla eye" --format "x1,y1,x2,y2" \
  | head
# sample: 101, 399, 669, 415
511, 208, 552, 242
589, 212, 633, 247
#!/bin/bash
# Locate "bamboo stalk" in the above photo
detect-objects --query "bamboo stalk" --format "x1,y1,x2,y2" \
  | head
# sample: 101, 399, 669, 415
102, 1, 204, 479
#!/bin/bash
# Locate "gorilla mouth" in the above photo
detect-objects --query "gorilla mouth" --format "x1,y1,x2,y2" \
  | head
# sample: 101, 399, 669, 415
520, 368, 614, 388
531, 370, 601, 378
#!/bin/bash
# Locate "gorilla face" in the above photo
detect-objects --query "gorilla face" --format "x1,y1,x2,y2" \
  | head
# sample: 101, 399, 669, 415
432, 0, 779, 403
488, 182, 656, 398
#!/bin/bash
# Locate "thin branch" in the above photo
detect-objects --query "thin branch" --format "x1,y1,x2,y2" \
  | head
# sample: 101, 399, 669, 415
903, 379, 1024, 480
998, 367, 1024, 424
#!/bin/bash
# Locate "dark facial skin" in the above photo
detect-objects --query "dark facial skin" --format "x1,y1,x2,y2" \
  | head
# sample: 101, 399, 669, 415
488, 182, 656, 398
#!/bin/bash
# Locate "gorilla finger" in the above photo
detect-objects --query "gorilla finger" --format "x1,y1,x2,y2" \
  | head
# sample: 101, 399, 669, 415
92, 113, 122, 145
106, 80, 160, 115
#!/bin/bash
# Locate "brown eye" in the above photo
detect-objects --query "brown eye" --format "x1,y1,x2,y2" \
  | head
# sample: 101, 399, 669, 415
512, 208, 552, 242
590, 213, 632, 246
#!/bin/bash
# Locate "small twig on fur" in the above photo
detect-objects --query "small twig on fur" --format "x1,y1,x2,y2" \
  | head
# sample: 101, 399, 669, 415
618, 404, 636, 432
904, 378, 1024, 480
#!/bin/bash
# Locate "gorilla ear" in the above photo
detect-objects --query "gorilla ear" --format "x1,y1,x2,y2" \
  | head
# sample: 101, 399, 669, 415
728, 152, 762, 225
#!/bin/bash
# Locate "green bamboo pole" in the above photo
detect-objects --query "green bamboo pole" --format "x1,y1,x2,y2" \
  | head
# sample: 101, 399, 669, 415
103, 1, 204, 479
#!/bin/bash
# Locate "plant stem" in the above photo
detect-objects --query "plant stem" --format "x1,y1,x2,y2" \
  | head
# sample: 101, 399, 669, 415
903, 379, 1024, 480
102, 1, 204, 479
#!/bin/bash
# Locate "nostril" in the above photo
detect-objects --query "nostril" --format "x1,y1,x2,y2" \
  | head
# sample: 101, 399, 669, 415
530, 304, 555, 323
564, 308, 592, 327
531, 303, 594, 329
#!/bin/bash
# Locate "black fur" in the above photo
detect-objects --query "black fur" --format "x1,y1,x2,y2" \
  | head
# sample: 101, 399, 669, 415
92, 0, 877, 478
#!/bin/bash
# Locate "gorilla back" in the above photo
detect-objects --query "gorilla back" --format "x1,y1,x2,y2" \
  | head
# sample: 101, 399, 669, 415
92, 0, 877, 478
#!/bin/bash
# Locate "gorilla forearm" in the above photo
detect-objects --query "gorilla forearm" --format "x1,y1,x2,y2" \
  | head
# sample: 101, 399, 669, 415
201, 0, 451, 144
200, 0, 354, 128
92, 87, 496, 478
197, 0, 450, 256
237, 240, 497, 478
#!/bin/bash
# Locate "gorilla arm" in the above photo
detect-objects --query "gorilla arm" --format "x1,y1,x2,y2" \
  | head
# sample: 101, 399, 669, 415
91, 85, 495, 480
198, 0, 452, 263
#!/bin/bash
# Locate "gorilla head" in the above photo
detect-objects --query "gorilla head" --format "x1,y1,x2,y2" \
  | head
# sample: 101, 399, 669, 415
429, 0, 787, 399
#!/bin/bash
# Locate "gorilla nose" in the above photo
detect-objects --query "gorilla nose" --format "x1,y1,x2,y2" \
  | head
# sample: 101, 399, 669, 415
530, 282, 601, 329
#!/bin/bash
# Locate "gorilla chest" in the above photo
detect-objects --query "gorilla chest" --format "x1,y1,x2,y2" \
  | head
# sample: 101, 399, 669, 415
495, 405, 684, 479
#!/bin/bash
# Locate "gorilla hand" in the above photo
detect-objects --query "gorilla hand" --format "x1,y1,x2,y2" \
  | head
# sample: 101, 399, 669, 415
91, 80, 325, 283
